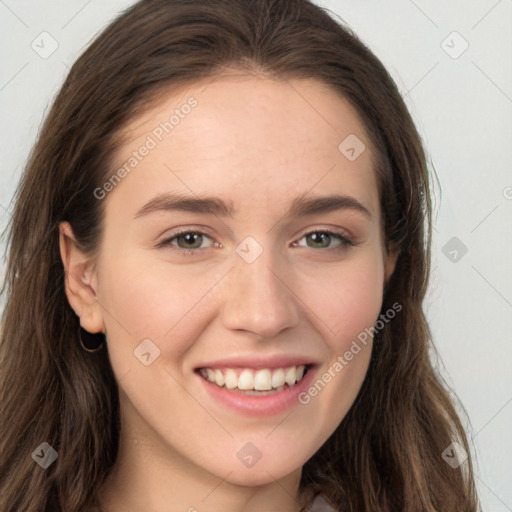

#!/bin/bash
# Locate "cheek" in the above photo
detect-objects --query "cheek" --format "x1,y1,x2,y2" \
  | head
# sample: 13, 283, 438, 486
292, 256, 383, 440
298, 250, 385, 344
96, 247, 230, 357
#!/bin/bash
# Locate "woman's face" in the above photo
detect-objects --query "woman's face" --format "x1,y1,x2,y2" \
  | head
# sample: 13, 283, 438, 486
63, 74, 396, 489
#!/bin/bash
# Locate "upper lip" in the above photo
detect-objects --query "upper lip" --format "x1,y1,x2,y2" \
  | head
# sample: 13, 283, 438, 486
195, 355, 318, 370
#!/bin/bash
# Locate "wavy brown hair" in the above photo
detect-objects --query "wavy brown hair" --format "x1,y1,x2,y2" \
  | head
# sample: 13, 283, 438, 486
0, 0, 479, 510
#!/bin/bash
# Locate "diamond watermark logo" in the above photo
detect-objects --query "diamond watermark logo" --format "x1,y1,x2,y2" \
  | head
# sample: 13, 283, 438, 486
442, 237, 468, 263
338, 134, 366, 161
441, 441, 468, 468
134, 338, 161, 366
32, 442, 58, 469
237, 442, 262, 468
236, 236, 263, 264
441, 31, 469, 59
31, 32, 59, 59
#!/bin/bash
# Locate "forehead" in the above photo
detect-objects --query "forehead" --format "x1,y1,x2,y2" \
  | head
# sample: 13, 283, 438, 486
107, 74, 380, 222
120, 73, 372, 155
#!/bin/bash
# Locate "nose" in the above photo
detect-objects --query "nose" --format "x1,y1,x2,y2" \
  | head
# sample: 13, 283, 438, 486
221, 247, 301, 338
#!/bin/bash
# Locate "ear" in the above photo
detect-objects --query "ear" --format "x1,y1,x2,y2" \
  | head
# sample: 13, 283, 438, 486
384, 243, 400, 286
59, 221, 104, 334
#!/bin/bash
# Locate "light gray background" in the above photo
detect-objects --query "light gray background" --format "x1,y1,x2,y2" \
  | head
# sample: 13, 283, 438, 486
1, 0, 511, 509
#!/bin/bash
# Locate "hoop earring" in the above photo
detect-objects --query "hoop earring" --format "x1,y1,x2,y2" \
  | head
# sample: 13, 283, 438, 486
79, 325, 105, 353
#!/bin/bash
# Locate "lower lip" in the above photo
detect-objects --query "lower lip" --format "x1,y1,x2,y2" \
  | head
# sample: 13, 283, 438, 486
196, 366, 317, 417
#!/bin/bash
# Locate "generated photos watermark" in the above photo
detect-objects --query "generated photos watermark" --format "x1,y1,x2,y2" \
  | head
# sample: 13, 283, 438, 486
298, 301, 402, 405
94, 96, 198, 200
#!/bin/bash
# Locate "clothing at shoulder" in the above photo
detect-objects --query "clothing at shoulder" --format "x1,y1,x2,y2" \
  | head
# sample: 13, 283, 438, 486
307, 493, 338, 512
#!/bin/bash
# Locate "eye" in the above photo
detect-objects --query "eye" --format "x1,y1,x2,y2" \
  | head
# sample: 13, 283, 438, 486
292, 229, 356, 252
157, 230, 218, 254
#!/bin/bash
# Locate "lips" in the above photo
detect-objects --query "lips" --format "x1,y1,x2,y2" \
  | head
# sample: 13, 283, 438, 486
194, 354, 317, 399
196, 359, 318, 416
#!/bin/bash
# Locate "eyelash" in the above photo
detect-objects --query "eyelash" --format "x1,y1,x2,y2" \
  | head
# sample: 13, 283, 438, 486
156, 228, 357, 255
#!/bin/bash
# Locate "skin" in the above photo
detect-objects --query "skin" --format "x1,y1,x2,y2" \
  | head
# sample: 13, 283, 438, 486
59, 72, 398, 512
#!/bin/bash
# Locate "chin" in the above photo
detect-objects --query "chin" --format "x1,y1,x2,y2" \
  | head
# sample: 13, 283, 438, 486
201, 449, 306, 488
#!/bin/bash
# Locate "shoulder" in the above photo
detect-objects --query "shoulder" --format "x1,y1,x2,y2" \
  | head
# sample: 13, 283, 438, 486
306, 493, 338, 512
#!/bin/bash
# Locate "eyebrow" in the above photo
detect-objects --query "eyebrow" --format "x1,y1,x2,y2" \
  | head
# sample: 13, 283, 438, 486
134, 191, 372, 220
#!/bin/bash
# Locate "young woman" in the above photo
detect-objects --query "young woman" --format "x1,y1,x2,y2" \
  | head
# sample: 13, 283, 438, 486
0, 0, 480, 510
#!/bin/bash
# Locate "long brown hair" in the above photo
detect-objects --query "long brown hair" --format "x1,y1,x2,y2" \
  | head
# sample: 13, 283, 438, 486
0, 1, 479, 510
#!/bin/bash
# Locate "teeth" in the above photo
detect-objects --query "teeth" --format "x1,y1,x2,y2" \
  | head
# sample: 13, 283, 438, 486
271, 368, 285, 388
238, 369, 254, 390
254, 369, 272, 391
225, 369, 238, 389
199, 365, 307, 391
214, 369, 225, 387
284, 367, 296, 386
